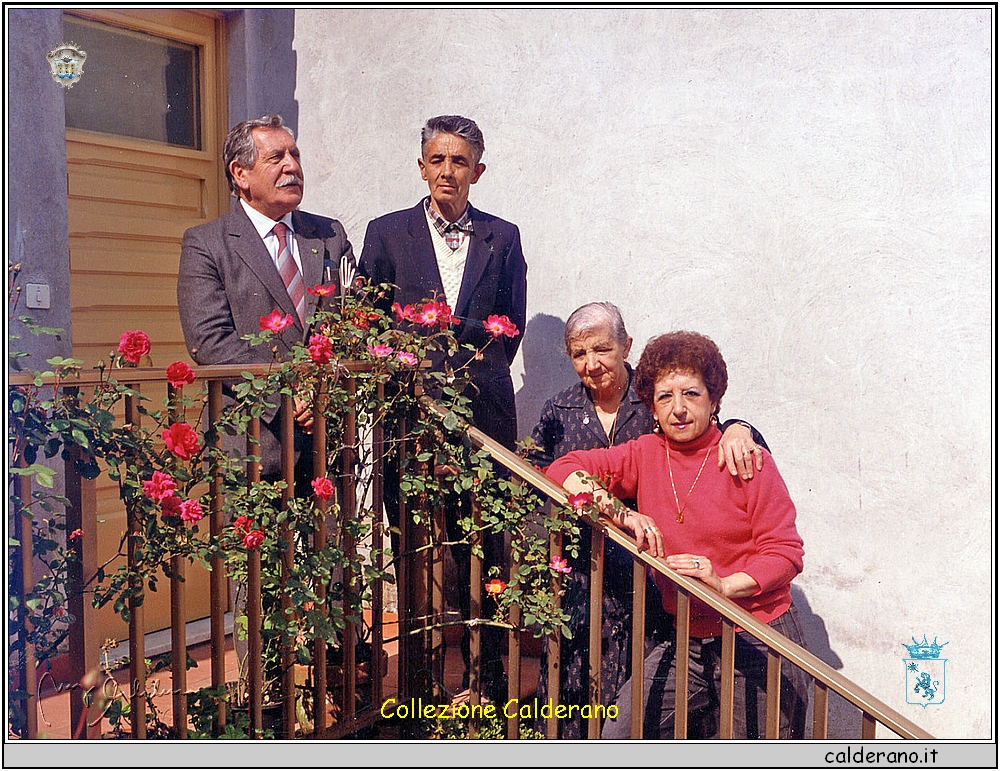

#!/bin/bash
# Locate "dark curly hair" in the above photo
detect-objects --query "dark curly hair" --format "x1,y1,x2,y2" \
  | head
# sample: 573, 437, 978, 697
635, 331, 728, 418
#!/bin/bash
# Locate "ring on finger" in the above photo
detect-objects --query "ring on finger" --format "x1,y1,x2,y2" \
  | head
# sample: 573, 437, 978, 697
693, 557, 700, 569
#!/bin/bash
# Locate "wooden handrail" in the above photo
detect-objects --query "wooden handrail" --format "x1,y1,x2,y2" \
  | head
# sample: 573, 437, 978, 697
420, 397, 935, 741
7, 361, 378, 388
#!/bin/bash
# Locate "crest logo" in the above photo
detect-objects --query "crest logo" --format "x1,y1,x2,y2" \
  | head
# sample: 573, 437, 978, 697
46, 43, 87, 89
902, 635, 947, 708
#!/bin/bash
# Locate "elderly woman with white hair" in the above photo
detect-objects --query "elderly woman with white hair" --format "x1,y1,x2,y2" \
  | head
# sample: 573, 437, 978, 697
528, 302, 766, 739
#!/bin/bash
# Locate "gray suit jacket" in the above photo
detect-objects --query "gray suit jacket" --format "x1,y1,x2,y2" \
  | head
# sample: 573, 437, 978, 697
177, 200, 355, 476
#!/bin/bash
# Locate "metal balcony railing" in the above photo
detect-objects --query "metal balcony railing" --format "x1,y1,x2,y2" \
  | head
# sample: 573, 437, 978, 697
8, 366, 933, 740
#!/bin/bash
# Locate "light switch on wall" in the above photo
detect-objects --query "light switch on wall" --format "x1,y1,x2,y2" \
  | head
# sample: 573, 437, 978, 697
25, 283, 51, 310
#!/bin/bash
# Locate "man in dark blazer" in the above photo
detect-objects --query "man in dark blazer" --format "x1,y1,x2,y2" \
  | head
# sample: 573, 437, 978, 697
177, 114, 355, 480
360, 115, 527, 700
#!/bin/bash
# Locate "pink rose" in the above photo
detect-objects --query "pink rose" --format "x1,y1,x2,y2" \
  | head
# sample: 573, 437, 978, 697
415, 300, 453, 328
165, 361, 195, 388
162, 422, 201, 460
243, 529, 265, 550
308, 334, 333, 365
566, 491, 594, 511
142, 470, 178, 503
179, 499, 204, 523
483, 314, 519, 339
259, 309, 295, 333
311, 477, 335, 502
367, 343, 394, 358
396, 351, 418, 367
117, 330, 151, 365
550, 556, 572, 574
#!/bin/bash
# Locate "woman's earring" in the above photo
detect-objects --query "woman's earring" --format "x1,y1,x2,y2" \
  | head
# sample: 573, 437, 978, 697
653, 421, 661, 433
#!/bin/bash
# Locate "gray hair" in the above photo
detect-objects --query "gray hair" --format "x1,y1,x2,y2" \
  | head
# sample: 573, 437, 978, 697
564, 302, 630, 354
223, 114, 295, 196
421, 115, 485, 166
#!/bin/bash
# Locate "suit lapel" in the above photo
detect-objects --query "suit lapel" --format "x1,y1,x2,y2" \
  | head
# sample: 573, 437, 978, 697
227, 204, 299, 326
455, 205, 492, 319
406, 203, 446, 299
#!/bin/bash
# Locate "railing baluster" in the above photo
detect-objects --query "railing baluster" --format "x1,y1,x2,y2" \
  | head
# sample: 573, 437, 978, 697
396, 414, 410, 722
862, 710, 877, 739
629, 560, 646, 739
280, 394, 296, 738
65, 386, 99, 739
506, 603, 521, 739
674, 590, 690, 739
587, 527, 604, 739
207, 379, 226, 733
430, 500, 445, 702
247, 415, 263, 737
167, 383, 187, 738
765, 649, 782, 739
12, 439, 38, 739
370, 382, 385, 712
169, 555, 188, 737
248, 547, 263, 736
719, 620, 736, 739
342, 378, 358, 721
124, 388, 146, 739
311, 386, 328, 735
467, 492, 483, 739
813, 680, 829, 739
546, 528, 562, 740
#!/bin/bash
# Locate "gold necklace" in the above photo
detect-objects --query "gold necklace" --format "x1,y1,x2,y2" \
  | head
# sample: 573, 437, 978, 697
665, 443, 713, 523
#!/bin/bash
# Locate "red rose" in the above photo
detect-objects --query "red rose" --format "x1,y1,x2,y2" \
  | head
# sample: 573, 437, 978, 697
392, 302, 417, 322
234, 515, 252, 532
160, 494, 183, 518
162, 422, 201, 460
179, 499, 204, 523
308, 334, 333, 365
306, 284, 336, 297
117, 330, 151, 365
484, 579, 507, 596
311, 476, 335, 502
165, 361, 195, 388
243, 529, 265, 550
142, 470, 178, 503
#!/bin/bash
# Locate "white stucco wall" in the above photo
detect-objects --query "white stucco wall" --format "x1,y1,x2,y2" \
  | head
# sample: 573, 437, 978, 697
293, 8, 994, 739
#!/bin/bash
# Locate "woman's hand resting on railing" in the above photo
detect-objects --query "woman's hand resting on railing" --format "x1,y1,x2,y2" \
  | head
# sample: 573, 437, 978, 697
664, 554, 760, 599
610, 507, 665, 558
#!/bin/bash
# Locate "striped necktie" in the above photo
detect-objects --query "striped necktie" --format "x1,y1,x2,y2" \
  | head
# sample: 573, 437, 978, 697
272, 221, 304, 327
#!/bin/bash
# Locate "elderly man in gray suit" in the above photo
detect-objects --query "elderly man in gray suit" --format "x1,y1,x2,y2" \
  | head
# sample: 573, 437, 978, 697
177, 114, 355, 482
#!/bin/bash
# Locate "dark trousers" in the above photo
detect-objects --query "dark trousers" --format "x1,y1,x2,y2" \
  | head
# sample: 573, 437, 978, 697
383, 440, 506, 700
602, 603, 810, 739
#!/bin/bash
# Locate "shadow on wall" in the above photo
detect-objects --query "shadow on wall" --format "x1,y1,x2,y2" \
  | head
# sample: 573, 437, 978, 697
792, 584, 843, 670
230, 9, 299, 129
515, 313, 579, 440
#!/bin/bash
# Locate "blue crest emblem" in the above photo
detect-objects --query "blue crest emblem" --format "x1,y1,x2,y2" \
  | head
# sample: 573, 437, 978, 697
902, 635, 947, 707
46, 43, 87, 89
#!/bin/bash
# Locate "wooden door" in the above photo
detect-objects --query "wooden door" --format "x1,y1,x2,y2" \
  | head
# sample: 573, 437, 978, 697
63, 9, 228, 641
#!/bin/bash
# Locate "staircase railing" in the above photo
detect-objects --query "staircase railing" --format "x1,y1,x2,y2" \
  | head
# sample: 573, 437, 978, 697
420, 398, 934, 741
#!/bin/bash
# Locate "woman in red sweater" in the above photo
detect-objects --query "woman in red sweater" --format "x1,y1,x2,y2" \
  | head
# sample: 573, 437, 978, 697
546, 330, 809, 739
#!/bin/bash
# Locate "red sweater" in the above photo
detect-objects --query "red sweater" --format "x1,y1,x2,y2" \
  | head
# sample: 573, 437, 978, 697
546, 425, 803, 637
